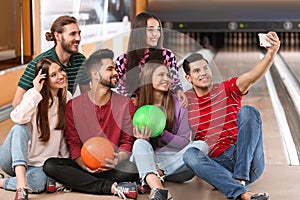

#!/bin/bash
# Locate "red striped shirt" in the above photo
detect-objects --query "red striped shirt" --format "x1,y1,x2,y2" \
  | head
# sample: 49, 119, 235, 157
186, 77, 244, 158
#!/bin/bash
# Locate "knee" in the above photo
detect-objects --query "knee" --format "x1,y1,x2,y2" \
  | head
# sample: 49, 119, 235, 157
183, 147, 204, 167
238, 105, 261, 122
190, 141, 209, 155
11, 124, 30, 141
238, 106, 262, 132
43, 158, 57, 175
132, 139, 153, 155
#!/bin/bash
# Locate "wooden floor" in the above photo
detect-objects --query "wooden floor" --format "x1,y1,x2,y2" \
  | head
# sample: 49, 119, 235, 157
1, 51, 300, 200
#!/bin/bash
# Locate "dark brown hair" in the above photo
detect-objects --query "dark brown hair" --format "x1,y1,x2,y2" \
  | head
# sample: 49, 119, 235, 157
138, 60, 175, 132
45, 15, 78, 45
84, 48, 114, 74
182, 53, 208, 75
34, 57, 67, 142
125, 12, 164, 94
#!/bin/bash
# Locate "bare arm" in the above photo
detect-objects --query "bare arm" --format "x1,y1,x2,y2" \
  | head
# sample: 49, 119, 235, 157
236, 31, 281, 94
12, 86, 27, 108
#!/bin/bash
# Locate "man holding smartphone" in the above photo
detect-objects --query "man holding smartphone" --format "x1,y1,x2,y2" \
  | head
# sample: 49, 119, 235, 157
182, 31, 280, 200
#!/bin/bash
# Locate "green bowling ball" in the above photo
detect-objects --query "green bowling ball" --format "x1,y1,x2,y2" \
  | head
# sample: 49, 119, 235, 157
133, 105, 166, 138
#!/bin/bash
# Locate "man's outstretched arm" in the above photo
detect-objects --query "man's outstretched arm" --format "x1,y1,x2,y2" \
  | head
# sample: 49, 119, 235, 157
236, 31, 281, 94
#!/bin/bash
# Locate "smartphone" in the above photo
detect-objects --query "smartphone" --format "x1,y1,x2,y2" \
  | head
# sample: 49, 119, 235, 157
258, 33, 272, 47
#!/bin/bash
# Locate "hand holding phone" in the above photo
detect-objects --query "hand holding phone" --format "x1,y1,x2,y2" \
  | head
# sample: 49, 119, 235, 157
258, 33, 272, 47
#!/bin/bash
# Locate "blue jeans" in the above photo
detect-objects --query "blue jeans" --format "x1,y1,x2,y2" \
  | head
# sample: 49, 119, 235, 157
0, 124, 47, 192
131, 138, 208, 185
183, 105, 265, 199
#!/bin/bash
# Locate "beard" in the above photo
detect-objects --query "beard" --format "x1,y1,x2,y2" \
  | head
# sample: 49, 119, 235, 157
99, 75, 118, 88
61, 36, 79, 54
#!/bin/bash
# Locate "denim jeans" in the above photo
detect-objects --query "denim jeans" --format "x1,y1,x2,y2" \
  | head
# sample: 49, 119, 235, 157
0, 124, 47, 192
183, 105, 265, 199
131, 138, 208, 185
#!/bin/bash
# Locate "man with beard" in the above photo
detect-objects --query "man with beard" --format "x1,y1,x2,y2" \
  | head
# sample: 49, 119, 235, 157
43, 49, 139, 199
182, 32, 280, 200
12, 15, 90, 108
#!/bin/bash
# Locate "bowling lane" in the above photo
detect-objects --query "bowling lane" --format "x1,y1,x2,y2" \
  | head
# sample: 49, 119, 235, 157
280, 51, 300, 81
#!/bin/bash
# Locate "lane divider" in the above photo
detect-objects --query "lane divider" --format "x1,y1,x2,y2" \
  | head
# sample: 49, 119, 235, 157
262, 53, 300, 165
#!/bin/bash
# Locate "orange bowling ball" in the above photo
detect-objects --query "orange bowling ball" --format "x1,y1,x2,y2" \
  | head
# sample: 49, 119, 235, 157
81, 137, 114, 170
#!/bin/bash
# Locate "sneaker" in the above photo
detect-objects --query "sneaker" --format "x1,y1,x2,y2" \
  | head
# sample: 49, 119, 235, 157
138, 184, 149, 194
134, 181, 149, 194
15, 187, 31, 200
114, 182, 138, 199
46, 177, 71, 193
149, 188, 173, 200
250, 193, 270, 200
